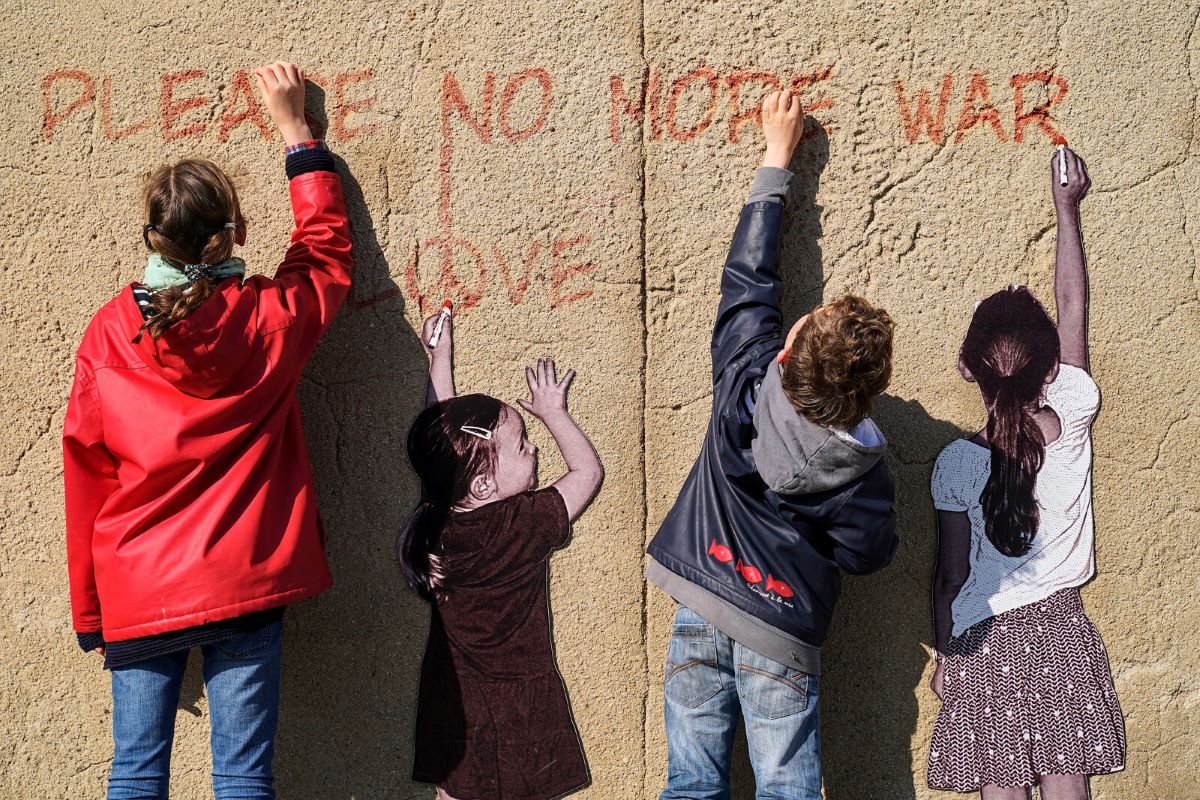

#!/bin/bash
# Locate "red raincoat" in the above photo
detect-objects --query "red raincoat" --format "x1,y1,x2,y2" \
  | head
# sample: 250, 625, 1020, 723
63, 170, 352, 642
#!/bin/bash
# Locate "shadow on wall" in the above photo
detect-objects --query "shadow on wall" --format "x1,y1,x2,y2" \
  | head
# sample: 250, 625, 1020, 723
724, 121, 968, 799
818, 395, 964, 800
248, 82, 435, 798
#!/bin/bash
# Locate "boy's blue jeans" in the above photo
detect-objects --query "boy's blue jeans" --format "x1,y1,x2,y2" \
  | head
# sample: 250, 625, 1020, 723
659, 606, 821, 800
107, 621, 283, 800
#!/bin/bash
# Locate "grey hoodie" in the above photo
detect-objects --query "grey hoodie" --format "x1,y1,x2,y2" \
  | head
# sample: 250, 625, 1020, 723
751, 361, 887, 495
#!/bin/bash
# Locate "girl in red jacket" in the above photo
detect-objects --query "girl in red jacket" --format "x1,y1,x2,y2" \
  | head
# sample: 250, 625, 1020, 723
62, 61, 351, 800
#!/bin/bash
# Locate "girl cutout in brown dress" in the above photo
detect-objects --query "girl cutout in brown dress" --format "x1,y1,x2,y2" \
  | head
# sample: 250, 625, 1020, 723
413, 487, 588, 800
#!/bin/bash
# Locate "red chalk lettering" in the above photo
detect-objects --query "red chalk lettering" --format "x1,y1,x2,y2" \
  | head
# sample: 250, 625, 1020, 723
333, 69, 379, 142
789, 68, 836, 137
608, 72, 664, 143
160, 70, 208, 142
726, 71, 780, 142
101, 77, 153, 141
665, 67, 720, 142
894, 75, 954, 144
954, 72, 1008, 143
499, 68, 553, 143
549, 235, 597, 307
440, 71, 495, 143
41, 70, 94, 141
412, 235, 489, 314
217, 69, 272, 143
492, 239, 543, 304
1012, 71, 1068, 144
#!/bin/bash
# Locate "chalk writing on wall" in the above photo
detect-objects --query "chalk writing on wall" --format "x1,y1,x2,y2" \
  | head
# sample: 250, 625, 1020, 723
41, 69, 380, 143
39, 65, 1069, 313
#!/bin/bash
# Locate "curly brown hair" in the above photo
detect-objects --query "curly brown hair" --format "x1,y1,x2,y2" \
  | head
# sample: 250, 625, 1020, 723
780, 294, 896, 428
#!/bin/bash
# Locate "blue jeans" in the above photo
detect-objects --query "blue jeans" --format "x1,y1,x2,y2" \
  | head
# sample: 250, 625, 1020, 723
107, 621, 283, 800
659, 606, 821, 800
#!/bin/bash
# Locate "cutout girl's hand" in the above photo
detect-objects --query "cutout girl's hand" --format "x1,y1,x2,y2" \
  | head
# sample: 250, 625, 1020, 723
516, 359, 575, 421
1051, 145, 1090, 209
421, 311, 452, 356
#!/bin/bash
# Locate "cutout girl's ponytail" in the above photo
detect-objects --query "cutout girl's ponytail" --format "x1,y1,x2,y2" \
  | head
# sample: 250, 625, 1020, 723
981, 383, 1045, 556
960, 287, 1060, 557
398, 394, 505, 601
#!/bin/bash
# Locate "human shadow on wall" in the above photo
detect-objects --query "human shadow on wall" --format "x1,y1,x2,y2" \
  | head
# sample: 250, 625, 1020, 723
723, 121, 968, 799
266, 82, 435, 799
816, 395, 965, 800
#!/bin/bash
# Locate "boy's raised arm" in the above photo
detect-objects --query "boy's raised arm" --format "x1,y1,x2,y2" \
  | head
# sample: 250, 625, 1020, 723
1051, 146, 1091, 372
711, 91, 803, 378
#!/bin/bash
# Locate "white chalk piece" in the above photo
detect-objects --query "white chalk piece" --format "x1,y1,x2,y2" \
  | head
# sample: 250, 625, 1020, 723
1057, 144, 1068, 187
428, 299, 453, 347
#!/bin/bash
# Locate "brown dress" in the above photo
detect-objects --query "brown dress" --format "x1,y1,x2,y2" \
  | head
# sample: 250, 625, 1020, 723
412, 487, 589, 800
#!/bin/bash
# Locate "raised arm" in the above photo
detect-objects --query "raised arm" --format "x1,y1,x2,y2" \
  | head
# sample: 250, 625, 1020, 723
710, 91, 802, 378
517, 359, 603, 522
421, 309, 455, 406
254, 61, 353, 355
1051, 146, 1091, 372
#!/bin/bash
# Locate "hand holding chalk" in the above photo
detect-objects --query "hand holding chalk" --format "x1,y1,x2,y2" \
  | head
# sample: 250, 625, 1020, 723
422, 300, 453, 353
1051, 142, 1090, 210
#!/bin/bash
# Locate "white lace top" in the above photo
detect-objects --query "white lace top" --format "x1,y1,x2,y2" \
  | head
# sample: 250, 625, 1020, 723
932, 364, 1101, 637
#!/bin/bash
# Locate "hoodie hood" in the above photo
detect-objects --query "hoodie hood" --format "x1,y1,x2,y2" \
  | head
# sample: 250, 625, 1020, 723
751, 361, 886, 495
121, 281, 258, 399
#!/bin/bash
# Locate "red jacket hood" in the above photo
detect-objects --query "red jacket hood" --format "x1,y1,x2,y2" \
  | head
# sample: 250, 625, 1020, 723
122, 279, 258, 399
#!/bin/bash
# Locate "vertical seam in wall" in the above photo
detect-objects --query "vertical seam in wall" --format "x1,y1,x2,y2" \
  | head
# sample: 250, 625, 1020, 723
636, 2, 651, 797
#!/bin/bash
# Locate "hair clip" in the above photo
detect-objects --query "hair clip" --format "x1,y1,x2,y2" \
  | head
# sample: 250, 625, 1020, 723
460, 425, 493, 440
183, 263, 216, 283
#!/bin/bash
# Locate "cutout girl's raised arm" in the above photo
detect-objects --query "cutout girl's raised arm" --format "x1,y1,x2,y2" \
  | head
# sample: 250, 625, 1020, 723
1052, 146, 1092, 372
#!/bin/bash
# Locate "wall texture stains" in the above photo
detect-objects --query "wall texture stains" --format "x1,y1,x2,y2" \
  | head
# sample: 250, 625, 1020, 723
1, 1, 1196, 798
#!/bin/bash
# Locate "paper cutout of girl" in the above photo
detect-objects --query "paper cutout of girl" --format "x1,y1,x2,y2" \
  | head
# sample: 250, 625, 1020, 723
927, 147, 1125, 799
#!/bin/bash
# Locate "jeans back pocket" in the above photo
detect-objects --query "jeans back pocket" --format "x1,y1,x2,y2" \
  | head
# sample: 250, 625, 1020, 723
664, 621, 722, 709
735, 648, 811, 720
213, 620, 281, 660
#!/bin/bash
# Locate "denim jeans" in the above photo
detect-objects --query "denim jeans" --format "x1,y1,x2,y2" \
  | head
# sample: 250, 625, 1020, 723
107, 621, 283, 800
659, 606, 820, 800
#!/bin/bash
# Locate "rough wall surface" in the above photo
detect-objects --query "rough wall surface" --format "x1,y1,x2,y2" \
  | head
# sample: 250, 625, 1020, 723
1, 1, 1196, 798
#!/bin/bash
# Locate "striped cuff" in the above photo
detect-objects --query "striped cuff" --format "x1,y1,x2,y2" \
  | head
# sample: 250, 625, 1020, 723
285, 139, 324, 155
77, 631, 105, 653
285, 139, 336, 180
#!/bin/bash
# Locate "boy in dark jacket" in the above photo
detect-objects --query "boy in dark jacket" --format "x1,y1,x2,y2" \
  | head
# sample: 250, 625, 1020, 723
646, 90, 899, 799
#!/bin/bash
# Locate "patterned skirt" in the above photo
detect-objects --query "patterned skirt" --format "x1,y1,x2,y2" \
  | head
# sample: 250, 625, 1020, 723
927, 588, 1125, 791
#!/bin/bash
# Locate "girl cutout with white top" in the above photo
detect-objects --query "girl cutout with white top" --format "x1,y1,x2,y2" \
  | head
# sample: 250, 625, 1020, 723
926, 147, 1125, 799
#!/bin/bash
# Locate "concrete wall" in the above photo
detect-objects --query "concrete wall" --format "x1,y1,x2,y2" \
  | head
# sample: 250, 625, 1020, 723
2, 1, 1196, 797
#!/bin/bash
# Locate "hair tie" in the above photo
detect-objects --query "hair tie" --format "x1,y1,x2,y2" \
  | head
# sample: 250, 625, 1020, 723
460, 425, 493, 440
223, 222, 238, 229
183, 263, 216, 283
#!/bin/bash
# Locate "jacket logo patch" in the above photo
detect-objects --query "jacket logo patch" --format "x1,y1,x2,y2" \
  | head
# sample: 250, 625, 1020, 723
708, 539, 795, 605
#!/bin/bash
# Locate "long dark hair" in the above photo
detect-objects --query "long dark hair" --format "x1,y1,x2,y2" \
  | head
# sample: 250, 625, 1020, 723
398, 393, 504, 600
960, 286, 1059, 557
134, 159, 244, 343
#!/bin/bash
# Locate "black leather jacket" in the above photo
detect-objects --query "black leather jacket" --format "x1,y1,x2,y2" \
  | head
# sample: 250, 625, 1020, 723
646, 201, 898, 663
